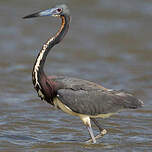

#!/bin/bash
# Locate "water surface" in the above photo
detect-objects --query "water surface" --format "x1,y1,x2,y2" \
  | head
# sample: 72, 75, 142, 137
0, 0, 152, 151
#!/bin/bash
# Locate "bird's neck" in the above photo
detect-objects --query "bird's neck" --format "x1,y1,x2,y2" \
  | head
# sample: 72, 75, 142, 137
32, 15, 70, 89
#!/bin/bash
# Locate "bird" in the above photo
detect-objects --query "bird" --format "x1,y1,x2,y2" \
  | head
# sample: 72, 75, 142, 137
23, 4, 144, 143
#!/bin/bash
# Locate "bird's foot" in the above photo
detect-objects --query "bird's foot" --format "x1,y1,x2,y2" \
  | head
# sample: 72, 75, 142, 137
85, 129, 107, 143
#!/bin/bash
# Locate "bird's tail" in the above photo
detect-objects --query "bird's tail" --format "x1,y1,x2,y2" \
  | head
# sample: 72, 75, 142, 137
124, 97, 144, 109
113, 90, 144, 109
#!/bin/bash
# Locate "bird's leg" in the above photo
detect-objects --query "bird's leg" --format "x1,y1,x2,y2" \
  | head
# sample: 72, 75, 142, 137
86, 125, 96, 144
80, 116, 96, 143
86, 118, 107, 143
91, 118, 107, 135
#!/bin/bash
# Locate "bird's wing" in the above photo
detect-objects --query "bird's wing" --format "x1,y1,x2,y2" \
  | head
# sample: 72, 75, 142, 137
56, 88, 143, 116
50, 76, 107, 91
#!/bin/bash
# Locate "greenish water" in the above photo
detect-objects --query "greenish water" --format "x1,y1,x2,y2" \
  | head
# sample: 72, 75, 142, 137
0, 0, 152, 151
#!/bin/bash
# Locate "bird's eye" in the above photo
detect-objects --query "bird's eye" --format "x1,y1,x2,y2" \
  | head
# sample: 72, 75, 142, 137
57, 8, 62, 13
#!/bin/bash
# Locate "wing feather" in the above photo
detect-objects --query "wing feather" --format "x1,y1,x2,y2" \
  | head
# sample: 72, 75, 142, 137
57, 89, 143, 116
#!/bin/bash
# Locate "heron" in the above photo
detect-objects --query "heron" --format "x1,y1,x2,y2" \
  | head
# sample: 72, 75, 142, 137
23, 4, 143, 143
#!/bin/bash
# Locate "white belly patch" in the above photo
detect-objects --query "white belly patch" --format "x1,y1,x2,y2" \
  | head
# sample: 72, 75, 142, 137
53, 97, 116, 119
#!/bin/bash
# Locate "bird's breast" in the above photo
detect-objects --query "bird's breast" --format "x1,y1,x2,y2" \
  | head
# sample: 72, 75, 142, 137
53, 97, 78, 116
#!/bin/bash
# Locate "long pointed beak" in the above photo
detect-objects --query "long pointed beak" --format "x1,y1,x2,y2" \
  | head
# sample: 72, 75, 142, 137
23, 8, 55, 19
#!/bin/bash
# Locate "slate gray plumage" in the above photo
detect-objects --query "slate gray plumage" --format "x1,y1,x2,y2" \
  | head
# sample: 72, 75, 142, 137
23, 4, 143, 143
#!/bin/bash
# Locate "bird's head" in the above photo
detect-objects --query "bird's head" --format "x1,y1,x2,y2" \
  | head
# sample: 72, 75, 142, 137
23, 4, 70, 19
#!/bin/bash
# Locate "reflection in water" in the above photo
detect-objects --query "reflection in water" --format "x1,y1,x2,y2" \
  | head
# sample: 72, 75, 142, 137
0, 0, 152, 151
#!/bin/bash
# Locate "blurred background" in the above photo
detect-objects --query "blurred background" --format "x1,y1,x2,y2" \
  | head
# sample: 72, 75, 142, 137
0, 0, 152, 151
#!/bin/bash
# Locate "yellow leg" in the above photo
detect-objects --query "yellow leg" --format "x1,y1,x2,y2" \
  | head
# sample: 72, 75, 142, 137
79, 115, 96, 144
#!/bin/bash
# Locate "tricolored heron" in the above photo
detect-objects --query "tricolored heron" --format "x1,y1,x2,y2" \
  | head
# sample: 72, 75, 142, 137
23, 4, 143, 143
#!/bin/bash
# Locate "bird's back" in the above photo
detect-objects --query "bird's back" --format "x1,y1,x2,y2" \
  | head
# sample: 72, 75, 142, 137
48, 76, 143, 116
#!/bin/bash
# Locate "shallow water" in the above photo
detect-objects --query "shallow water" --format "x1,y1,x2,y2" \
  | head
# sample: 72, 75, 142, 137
0, 0, 152, 151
